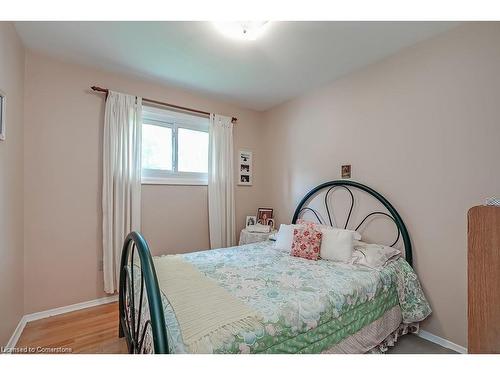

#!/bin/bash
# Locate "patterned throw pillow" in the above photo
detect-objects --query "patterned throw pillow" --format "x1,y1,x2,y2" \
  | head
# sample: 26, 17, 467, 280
290, 226, 323, 261
296, 218, 317, 228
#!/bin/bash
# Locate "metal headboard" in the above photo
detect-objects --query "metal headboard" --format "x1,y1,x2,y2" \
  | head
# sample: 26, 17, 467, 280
291, 180, 413, 267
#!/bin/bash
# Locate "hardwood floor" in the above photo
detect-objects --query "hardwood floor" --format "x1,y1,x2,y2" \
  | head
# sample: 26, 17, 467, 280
15, 302, 455, 354
16, 302, 127, 354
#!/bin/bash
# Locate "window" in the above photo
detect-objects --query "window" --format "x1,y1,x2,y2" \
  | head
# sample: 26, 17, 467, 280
141, 106, 210, 185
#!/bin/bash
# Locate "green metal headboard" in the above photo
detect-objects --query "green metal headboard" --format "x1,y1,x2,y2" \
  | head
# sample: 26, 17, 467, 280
291, 180, 413, 267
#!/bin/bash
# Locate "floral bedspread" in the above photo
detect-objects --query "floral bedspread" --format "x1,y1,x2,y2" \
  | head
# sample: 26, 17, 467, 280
157, 241, 431, 353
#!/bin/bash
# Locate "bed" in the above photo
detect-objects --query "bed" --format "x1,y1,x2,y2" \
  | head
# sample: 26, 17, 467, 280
118, 180, 431, 354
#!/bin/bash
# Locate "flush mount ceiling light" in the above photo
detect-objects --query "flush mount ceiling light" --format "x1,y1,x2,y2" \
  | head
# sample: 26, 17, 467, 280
213, 21, 270, 41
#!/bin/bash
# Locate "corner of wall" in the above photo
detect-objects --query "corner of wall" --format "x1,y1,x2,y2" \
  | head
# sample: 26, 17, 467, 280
0, 21, 26, 346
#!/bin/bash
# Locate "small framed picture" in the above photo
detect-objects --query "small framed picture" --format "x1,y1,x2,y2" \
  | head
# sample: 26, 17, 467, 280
0, 90, 5, 141
257, 208, 273, 225
238, 150, 253, 186
266, 218, 275, 230
245, 215, 257, 228
341, 164, 351, 179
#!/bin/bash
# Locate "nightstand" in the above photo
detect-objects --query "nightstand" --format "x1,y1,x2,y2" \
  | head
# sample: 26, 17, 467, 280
238, 228, 277, 245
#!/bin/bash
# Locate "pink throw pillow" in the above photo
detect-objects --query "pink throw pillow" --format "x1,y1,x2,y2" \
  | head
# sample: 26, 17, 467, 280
291, 226, 322, 261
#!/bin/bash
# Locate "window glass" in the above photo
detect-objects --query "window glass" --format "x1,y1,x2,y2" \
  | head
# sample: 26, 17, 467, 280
141, 123, 172, 171
178, 128, 209, 173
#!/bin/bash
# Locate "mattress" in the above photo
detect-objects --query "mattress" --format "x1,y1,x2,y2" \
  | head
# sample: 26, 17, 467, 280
137, 241, 431, 354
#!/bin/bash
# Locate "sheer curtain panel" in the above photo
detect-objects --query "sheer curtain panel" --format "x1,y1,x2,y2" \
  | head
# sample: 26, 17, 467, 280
208, 114, 236, 249
102, 91, 142, 293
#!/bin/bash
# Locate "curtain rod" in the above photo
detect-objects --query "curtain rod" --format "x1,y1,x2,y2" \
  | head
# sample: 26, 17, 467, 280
91, 86, 237, 123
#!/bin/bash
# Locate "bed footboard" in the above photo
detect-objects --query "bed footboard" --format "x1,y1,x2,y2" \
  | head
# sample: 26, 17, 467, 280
118, 231, 169, 353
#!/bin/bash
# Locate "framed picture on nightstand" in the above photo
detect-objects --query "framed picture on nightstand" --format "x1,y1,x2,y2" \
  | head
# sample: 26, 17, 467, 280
257, 208, 273, 225
266, 218, 275, 230
245, 215, 257, 228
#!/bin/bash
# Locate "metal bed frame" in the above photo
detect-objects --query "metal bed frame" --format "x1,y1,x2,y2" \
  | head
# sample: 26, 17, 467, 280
118, 180, 413, 354
291, 180, 412, 266
118, 232, 168, 353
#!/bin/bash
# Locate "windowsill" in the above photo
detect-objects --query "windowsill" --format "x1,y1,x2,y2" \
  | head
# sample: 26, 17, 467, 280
141, 177, 208, 186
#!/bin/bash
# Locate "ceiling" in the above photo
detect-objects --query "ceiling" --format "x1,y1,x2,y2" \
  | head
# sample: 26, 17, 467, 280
14, 21, 459, 111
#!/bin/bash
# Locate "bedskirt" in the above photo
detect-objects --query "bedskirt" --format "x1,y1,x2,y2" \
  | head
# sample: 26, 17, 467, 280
322, 305, 419, 353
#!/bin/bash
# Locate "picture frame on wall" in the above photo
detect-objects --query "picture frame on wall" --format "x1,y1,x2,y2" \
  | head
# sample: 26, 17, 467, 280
238, 150, 253, 186
0, 90, 5, 141
341, 164, 351, 179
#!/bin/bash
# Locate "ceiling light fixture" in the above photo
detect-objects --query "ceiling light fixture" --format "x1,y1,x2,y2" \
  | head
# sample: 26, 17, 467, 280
213, 21, 270, 41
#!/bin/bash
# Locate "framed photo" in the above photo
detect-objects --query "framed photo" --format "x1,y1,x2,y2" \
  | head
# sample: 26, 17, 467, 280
0, 90, 5, 141
245, 215, 257, 228
341, 164, 351, 179
238, 150, 253, 186
266, 218, 275, 230
257, 208, 273, 225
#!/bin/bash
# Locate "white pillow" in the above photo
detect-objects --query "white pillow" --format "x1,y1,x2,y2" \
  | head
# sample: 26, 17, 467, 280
351, 241, 401, 270
348, 230, 362, 241
274, 224, 296, 251
320, 226, 361, 241
319, 228, 355, 262
299, 220, 362, 241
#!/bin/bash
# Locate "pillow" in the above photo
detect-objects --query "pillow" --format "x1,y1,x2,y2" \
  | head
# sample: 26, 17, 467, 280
296, 218, 317, 229
351, 241, 401, 269
319, 228, 354, 262
274, 224, 296, 251
290, 226, 322, 261
296, 219, 362, 241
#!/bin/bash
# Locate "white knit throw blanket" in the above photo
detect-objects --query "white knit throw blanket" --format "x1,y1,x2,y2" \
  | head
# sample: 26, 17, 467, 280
153, 255, 262, 353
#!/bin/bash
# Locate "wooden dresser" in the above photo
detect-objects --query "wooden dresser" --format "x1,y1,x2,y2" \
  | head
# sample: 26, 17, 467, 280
468, 205, 500, 353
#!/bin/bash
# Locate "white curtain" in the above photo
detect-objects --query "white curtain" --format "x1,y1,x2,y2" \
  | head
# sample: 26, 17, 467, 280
102, 91, 142, 294
208, 114, 236, 249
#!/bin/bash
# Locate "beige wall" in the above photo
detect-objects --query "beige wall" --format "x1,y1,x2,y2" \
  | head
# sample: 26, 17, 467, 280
262, 22, 500, 348
23, 50, 266, 313
142, 185, 210, 255
0, 22, 25, 345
